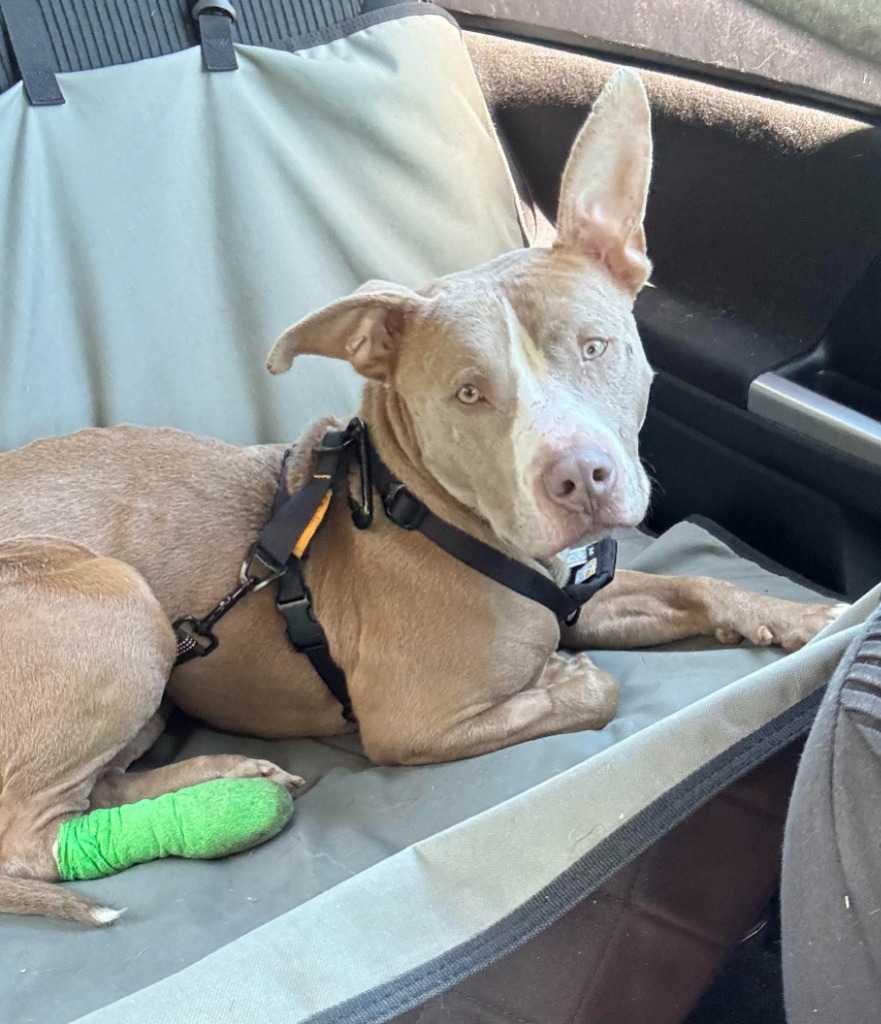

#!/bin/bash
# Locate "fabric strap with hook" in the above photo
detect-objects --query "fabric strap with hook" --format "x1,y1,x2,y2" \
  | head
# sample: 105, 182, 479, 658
172, 421, 358, 719
265, 428, 358, 723
0, 0, 64, 105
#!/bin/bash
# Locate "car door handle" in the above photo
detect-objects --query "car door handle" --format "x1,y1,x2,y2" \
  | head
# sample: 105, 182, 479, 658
749, 372, 881, 471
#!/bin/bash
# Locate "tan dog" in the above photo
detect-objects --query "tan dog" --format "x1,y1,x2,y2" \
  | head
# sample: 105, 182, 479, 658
0, 69, 844, 924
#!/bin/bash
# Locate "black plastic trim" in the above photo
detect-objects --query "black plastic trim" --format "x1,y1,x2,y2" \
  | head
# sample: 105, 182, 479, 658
640, 381, 881, 598
636, 287, 813, 408
649, 372, 881, 522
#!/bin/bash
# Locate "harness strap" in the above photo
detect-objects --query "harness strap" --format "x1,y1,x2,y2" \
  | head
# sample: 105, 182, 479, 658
172, 427, 354, 725
276, 560, 355, 723
256, 431, 349, 569
191, 0, 238, 72
371, 452, 617, 626
0, 0, 64, 105
258, 432, 356, 722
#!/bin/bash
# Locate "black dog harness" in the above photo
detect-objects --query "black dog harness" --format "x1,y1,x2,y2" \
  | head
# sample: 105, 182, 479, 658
173, 419, 617, 723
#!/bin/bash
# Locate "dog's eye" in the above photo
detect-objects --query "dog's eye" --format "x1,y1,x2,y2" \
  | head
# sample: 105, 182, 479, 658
581, 337, 608, 361
456, 383, 483, 405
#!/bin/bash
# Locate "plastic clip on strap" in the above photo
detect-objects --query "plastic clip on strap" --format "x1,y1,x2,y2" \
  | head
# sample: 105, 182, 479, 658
173, 543, 285, 664
276, 562, 355, 723
0, 0, 64, 105
191, 0, 237, 72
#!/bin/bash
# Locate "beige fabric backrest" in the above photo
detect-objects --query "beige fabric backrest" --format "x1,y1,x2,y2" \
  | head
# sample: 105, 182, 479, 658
0, 10, 523, 450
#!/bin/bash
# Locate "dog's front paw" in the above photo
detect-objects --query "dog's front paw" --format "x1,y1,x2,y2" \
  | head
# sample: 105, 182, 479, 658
716, 599, 849, 653
208, 755, 305, 793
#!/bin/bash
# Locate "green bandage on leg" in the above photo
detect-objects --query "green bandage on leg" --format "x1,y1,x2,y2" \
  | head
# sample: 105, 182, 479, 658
56, 778, 294, 881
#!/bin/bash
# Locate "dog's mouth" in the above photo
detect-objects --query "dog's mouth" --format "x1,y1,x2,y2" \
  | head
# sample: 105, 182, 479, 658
530, 519, 613, 561
531, 491, 651, 560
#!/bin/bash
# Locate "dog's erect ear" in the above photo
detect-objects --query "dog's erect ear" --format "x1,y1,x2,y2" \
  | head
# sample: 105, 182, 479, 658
267, 280, 425, 380
555, 68, 652, 294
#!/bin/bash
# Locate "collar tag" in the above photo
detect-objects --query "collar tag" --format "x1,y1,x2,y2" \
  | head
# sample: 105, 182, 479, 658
571, 555, 599, 585
564, 538, 618, 601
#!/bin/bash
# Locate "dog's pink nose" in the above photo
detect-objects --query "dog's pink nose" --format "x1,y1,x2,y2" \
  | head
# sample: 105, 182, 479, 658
543, 447, 617, 511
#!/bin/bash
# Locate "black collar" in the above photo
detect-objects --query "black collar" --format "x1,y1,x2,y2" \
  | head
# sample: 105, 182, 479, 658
368, 442, 617, 626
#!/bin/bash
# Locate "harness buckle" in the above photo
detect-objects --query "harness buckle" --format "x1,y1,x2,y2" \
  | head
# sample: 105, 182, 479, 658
240, 542, 287, 591
278, 589, 327, 651
383, 483, 426, 530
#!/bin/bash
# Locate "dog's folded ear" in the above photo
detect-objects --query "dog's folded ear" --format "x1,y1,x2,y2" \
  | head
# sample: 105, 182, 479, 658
555, 67, 653, 294
267, 280, 425, 380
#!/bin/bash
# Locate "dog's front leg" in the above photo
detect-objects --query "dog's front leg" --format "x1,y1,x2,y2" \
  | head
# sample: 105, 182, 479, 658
90, 755, 304, 809
360, 652, 618, 765
561, 571, 847, 652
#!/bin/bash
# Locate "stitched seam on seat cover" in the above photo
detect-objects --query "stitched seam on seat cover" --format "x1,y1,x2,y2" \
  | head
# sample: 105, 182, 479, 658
454, 987, 541, 1024
568, 856, 648, 1023
714, 787, 785, 825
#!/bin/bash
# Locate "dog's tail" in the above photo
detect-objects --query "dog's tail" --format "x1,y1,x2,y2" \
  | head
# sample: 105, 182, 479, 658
0, 873, 122, 926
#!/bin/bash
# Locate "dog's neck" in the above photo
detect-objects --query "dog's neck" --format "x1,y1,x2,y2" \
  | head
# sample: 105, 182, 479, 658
277, 403, 565, 591
360, 384, 554, 573
278, 388, 560, 576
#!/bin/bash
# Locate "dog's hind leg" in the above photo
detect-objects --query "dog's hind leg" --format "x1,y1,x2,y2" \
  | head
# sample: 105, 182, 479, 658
102, 701, 172, 771
0, 537, 176, 923
89, 703, 304, 811
0, 765, 297, 925
0, 813, 121, 926
0, 539, 297, 924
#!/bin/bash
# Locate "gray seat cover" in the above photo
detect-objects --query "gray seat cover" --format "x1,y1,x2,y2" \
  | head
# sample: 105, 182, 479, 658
5, 522, 876, 1024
